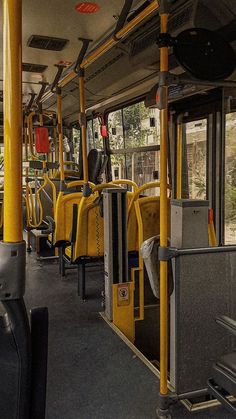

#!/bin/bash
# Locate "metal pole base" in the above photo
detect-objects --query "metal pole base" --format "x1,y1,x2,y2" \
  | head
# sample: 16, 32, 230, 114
156, 408, 172, 419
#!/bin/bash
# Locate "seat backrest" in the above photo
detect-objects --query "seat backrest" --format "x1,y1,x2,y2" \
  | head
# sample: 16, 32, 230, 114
73, 193, 104, 260
54, 192, 83, 245
128, 196, 170, 252
88, 149, 103, 184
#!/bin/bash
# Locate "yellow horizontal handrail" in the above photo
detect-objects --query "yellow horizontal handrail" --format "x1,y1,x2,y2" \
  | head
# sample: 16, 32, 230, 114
127, 181, 171, 217
92, 183, 121, 193
109, 179, 138, 192
66, 180, 95, 189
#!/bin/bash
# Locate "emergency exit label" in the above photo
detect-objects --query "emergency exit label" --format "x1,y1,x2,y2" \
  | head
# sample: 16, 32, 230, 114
118, 284, 129, 302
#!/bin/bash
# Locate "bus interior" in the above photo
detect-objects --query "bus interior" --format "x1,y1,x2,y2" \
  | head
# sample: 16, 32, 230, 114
2, 0, 236, 418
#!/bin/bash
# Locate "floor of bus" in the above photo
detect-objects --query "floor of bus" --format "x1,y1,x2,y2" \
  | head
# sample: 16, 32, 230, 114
25, 254, 235, 419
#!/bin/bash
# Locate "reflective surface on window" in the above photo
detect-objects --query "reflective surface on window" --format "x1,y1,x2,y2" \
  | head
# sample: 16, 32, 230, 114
93, 118, 103, 149
123, 102, 160, 148
109, 102, 160, 194
108, 110, 124, 150
225, 113, 236, 244
72, 127, 80, 155
185, 119, 207, 200
87, 119, 94, 151
111, 150, 160, 195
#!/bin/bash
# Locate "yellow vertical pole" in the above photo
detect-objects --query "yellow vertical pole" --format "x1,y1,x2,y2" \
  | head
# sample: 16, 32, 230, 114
79, 74, 89, 183
3, 0, 23, 243
176, 118, 183, 199
53, 116, 59, 175
24, 114, 32, 250
39, 111, 43, 127
159, 12, 169, 397
57, 89, 65, 182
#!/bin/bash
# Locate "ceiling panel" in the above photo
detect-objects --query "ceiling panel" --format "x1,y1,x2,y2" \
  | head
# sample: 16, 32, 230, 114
0, 0, 141, 105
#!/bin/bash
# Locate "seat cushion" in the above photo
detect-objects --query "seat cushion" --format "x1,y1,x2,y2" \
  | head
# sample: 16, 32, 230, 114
217, 352, 236, 379
213, 353, 236, 399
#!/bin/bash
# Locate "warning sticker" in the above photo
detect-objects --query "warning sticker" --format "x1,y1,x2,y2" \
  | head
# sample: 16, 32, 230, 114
118, 284, 129, 302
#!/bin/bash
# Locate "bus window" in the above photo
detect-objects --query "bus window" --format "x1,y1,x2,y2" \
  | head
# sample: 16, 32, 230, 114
108, 101, 160, 192
185, 119, 207, 200
225, 112, 236, 244
72, 127, 80, 156
126, 151, 160, 187
87, 119, 94, 151
93, 118, 103, 149
108, 110, 124, 149
123, 102, 160, 148
109, 110, 125, 179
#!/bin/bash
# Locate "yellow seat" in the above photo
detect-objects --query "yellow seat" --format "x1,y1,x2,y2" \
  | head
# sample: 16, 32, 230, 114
72, 193, 104, 261
127, 181, 171, 321
128, 196, 170, 252
62, 183, 120, 300
54, 191, 83, 245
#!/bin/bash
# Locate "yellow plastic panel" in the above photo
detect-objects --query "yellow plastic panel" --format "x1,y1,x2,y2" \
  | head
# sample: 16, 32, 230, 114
112, 282, 135, 343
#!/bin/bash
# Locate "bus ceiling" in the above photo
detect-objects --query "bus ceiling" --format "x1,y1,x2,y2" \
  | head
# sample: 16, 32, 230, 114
1, 0, 236, 122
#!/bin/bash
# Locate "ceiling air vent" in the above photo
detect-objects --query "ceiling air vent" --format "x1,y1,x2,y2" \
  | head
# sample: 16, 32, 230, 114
27, 35, 69, 51
22, 63, 48, 73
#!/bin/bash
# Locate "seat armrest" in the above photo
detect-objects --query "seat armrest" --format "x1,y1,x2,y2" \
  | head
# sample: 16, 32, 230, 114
216, 316, 236, 337
42, 216, 55, 235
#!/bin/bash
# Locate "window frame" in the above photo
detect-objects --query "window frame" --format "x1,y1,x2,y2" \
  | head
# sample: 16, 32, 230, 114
106, 98, 161, 183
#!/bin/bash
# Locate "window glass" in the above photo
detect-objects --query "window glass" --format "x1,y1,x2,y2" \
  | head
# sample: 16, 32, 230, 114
126, 150, 160, 188
123, 102, 160, 148
225, 112, 236, 244
87, 119, 94, 151
72, 128, 80, 155
111, 154, 126, 179
108, 110, 124, 149
109, 101, 160, 193
93, 118, 103, 149
185, 119, 207, 199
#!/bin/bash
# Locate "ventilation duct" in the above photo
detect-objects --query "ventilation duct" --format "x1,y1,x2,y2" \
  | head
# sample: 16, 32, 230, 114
27, 35, 69, 51
22, 63, 48, 73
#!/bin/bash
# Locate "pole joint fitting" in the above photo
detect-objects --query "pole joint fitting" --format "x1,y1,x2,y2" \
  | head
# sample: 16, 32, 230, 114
157, 33, 173, 48
83, 183, 92, 197
0, 241, 26, 300
158, 246, 178, 261
78, 68, 85, 77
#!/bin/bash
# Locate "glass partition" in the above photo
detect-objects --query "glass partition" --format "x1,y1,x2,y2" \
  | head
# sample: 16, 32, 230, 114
225, 112, 236, 244
108, 101, 160, 193
185, 118, 207, 199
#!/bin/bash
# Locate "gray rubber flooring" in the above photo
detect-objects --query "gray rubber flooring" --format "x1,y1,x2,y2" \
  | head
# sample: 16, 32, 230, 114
25, 254, 235, 419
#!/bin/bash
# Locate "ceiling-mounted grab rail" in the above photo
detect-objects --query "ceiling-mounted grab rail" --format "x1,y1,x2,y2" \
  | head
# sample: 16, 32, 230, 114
113, 0, 134, 39
25, 92, 37, 113
41, 0, 159, 101
35, 82, 48, 108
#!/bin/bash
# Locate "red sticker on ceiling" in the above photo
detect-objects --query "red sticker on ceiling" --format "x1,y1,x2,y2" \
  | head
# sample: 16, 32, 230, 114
58, 60, 72, 67
75, 2, 100, 14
